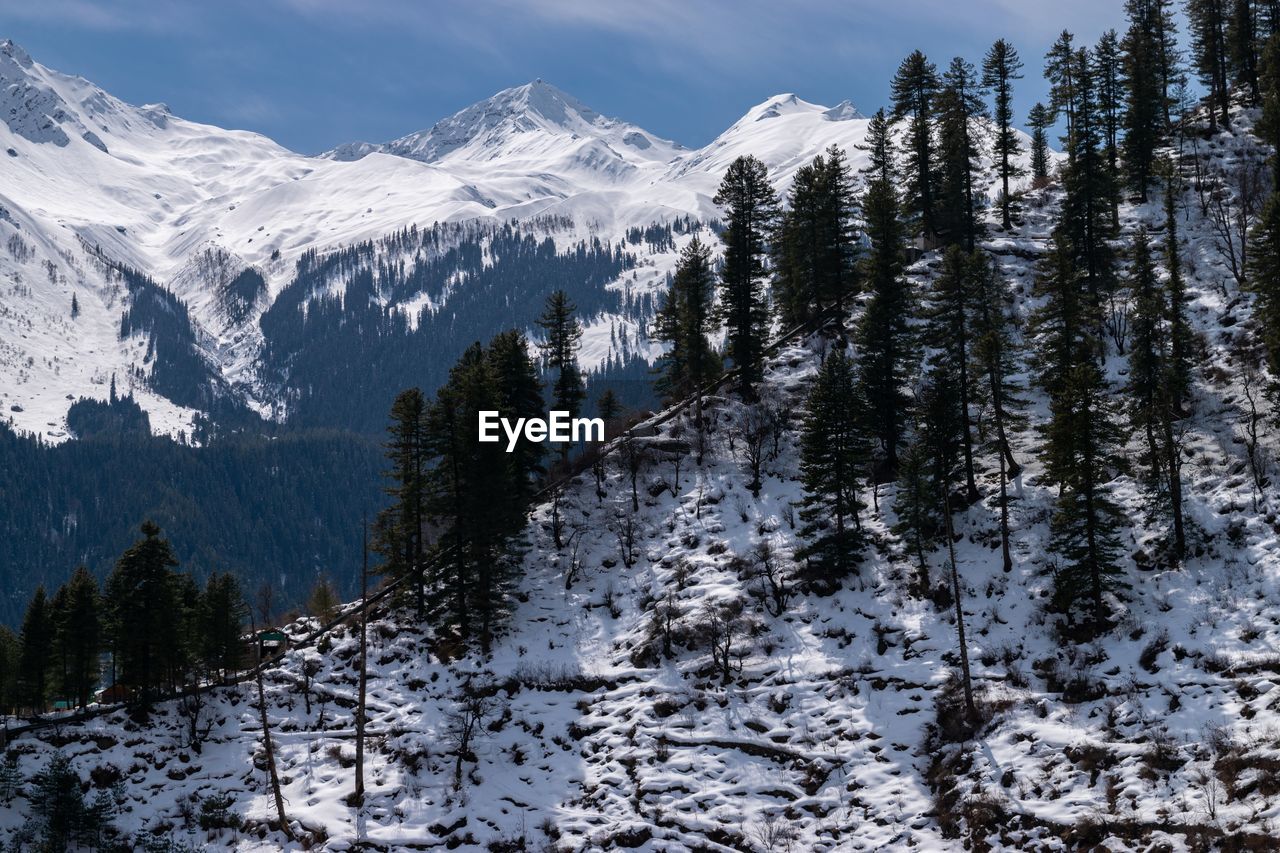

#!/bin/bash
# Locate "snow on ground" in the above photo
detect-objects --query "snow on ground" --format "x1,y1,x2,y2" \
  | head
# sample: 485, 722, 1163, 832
5, 105, 1280, 852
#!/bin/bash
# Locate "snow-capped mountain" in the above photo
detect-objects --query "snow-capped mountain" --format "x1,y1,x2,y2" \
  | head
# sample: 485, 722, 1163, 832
323, 78, 685, 170
0, 40, 1038, 441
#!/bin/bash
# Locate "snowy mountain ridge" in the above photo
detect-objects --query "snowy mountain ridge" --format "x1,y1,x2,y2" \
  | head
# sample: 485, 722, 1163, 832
0, 40, 1036, 441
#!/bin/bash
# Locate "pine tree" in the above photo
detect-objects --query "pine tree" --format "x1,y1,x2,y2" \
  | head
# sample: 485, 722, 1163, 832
892, 435, 940, 592
597, 388, 623, 423
1060, 47, 1120, 324
1034, 228, 1128, 632
200, 571, 245, 680
923, 246, 981, 503
1188, 0, 1233, 129
891, 50, 941, 238
18, 586, 53, 712
0, 626, 18, 716
1046, 359, 1129, 632
1094, 30, 1124, 228
537, 290, 586, 427
53, 567, 100, 709
1027, 102, 1053, 186
486, 329, 546, 500
374, 387, 428, 617
970, 252, 1026, 572
772, 150, 859, 325
936, 56, 988, 251
714, 155, 778, 398
70, 293, 79, 319
1228, 0, 1263, 104
425, 344, 521, 648
1045, 31, 1080, 153
796, 350, 869, 581
1247, 187, 1280, 415
654, 236, 722, 408
918, 371, 977, 718
105, 521, 183, 699
858, 108, 896, 185
1162, 167, 1195, 406
856, 130, 914, 477
1262, 32, 1280, 185
306, 576, 341, 623
1123, 0, 1169, 199
983, 39, 1025, 229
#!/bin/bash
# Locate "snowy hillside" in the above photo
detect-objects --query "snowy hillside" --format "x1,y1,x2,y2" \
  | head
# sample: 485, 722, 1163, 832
5, 97, 1278, 851
0, 40, 1043, 441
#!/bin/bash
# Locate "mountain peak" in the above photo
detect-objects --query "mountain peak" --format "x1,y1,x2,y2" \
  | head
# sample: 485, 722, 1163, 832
322, 79, 682, 167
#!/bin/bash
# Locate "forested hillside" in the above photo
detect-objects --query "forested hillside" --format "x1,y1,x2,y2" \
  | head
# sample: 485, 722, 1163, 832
5, 0, 1280, 850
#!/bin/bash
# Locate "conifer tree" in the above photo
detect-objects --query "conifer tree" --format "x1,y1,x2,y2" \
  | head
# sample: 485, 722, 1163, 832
1028, 102, 1053, 186
796, 350, 869, 581
654, 236, 722, 417
487, 329, 546, 499
1045, 31, 1080, 153
772, 150, 859, 325
1189, 0, 1233, 129
374, 387, 428, 617
983, 39, 1025, 229
0, 626, 18, 715
893, 435, 940, 592
18, 586, 53, 712
1034, 231, 1128, 632
200, 571, 245, 680
426, 344, 521, 648
923, 246, 981, 503
1094, 30, 1124, 228
53, 567, 100, 709
1228, 0, 1263, 104
1127, 228, 1188, 560
936, 56, 988, 251
1060, 47, 1120, 324
891, 50, 941, 238
714, 155, 778, 398
1259, 30, 1280, 185
537, 290, 587, 454
855, 127, 914, 477
1162, 167, 1195, 406
105, 521, 182, 699
1123, 0, 1169, 199
1247, 184, 1280, 415
970, 252, 1025, 572
858, 108, 896, 185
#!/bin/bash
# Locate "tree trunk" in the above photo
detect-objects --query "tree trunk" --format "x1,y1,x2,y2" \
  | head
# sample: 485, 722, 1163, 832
355, 522, 369, 806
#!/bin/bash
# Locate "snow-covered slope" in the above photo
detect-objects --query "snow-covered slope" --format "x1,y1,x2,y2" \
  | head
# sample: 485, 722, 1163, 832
0, 40, 1043, 441
5, 104, 1278, 849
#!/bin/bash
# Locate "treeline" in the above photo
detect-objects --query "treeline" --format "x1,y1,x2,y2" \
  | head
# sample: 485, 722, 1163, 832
0, 426, 382, 626
373, 291, 615, 650
0, 522, 247, 714
259, 218, 643, 433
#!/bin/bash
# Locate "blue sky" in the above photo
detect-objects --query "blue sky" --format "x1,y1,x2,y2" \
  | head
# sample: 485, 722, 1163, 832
3, 0, 1130, 153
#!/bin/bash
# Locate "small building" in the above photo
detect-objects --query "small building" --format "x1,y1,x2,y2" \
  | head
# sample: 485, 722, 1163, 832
97, 684, 130, 704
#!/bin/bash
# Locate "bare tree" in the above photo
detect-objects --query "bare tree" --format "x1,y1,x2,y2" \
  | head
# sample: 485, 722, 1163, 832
1242, 364, 1270, 510
177, 680, 215, 754
445, 680, 497, 789
611, 512, 640, 570
746, 542, 791, 617
618, 437, 649, 513
1207, 152, 1267, 288
734, 405, 772, 497
701, 599, 747, 684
